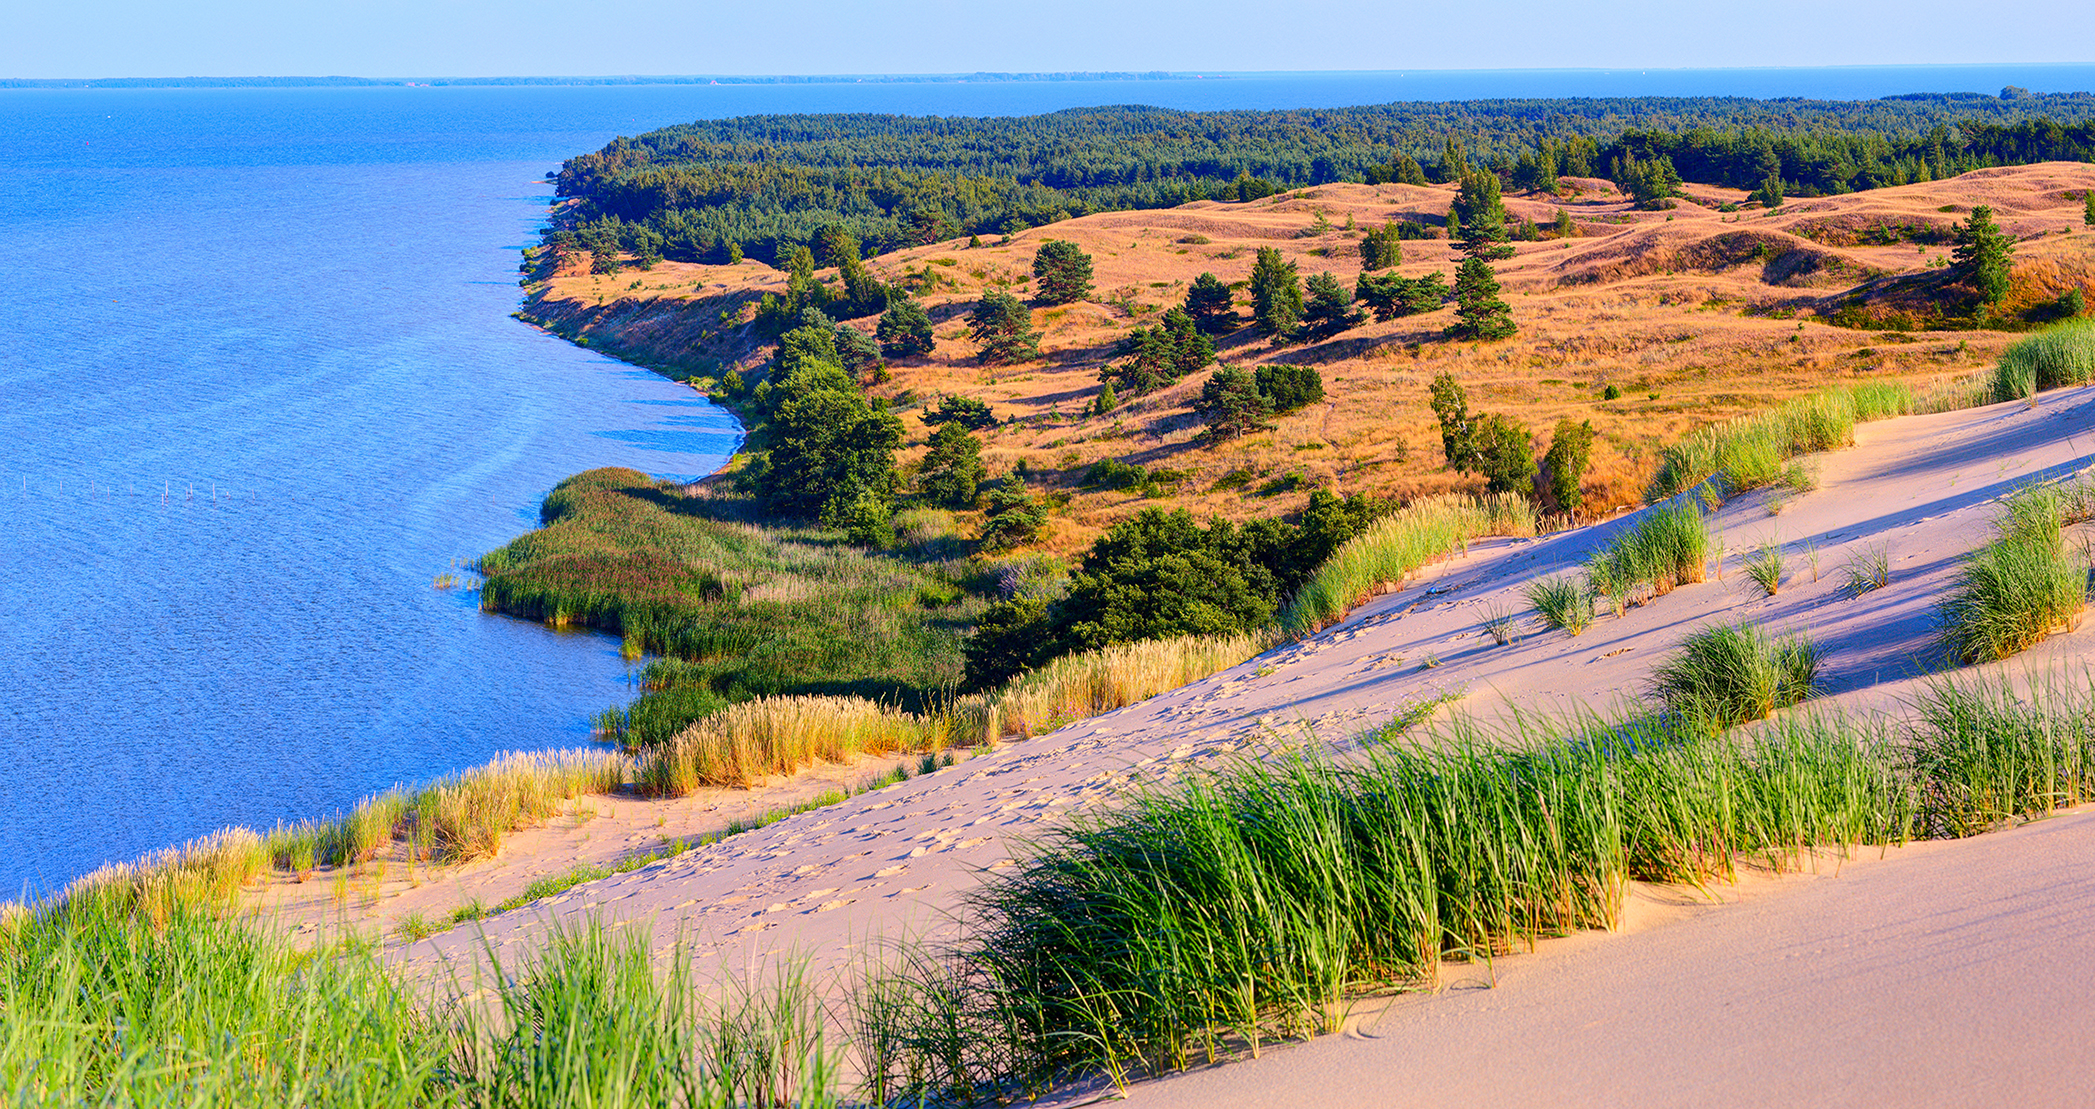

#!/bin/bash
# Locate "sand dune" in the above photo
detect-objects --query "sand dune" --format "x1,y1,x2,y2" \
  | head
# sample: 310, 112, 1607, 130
397, 384, 2095, 1108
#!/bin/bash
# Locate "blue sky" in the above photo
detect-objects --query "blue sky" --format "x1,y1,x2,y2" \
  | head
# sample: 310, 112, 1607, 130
7, 0, 2090, 79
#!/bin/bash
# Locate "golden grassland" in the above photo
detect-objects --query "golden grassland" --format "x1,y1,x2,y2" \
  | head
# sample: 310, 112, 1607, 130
524, 163, 2095, 553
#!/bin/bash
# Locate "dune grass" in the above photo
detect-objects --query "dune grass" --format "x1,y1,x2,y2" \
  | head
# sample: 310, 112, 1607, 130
1647, 621, 1822, 727
1744, 538, 1785, 597
1584, 499, 1712, 616
960, 630, 1274, 743
1990, 318, 2095, 402
1525, 575, 1593, 635
637, 695, 951, 794
1841, 542, 1892, 597
1646, 383, 1915, 501
1935, 482, 2089, 664
0, 903, 840, 1107
1280, 492, 1536, 634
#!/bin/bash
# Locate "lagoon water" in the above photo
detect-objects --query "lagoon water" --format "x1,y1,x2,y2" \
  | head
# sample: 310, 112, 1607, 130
3, 65, 2092, 897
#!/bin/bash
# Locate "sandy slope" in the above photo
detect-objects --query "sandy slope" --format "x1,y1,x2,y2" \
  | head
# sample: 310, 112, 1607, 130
1136, 809, 2095, 1108
399, 383, 2095, 1029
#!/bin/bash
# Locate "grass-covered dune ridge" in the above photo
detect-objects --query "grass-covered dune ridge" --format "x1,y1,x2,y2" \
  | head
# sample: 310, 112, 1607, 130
850, 673, 2092, 1101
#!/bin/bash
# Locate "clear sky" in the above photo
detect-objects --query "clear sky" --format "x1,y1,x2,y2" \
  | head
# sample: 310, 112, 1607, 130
7, 0, 2090, 79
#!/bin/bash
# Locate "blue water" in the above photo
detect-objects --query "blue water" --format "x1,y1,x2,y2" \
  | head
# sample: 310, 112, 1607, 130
3, 66, 2092, 898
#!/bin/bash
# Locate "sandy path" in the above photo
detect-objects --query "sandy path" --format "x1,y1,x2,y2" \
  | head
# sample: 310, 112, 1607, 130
401, 386, 2095, 1005
1136, 807, 2095, 1108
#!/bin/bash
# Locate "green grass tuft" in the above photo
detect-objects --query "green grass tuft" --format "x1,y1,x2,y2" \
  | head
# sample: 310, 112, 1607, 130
1647, 621, 1821, 726
1990, 319, 2095, 402
1525, 575, 1593, 635
1935, 485, 2088, 664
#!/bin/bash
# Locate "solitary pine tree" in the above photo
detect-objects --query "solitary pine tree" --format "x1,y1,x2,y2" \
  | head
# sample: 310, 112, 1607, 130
1454, 171, 1514, 262
1394, 153, 1429, 186
1952, 205, 2015, 310
1451, 257, 1516, 341
968, 291, 1042, 364
1553, 208, 1576, 238
1249, 247, 1304, 337
1032, 240, 1095, 304
1184, 272, 1236, 332
2084, 190, 2094, 228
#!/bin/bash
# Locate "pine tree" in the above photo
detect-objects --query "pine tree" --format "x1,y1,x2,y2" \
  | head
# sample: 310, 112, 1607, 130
1395, 153, 1428, 186
1359, 222, 1405, 270
876, 296, 935, 358
1031, 240, 1095, 304
1194, 366, 1271, 440
1440, 135, 1471, 183
1952, 204, 2015, 309
1454, 171, 1514, 262
2084, 190, 2095, 229
1553, 208, 1576, 238
968, 291, 1042, 364
1294, 272, 1364, 340
1249, 247, 1304, 337
1184, 272, 1236, 332
1451, 257, 1516, 341
917, 423, 986, 507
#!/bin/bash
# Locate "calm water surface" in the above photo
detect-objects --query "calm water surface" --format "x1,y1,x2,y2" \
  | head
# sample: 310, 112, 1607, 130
3, 66, 2090, 896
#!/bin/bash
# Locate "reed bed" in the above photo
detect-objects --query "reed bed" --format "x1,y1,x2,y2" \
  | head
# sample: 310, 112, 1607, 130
1281, 492, 1536, 635
639, 696, 951, 794
1646, 383, 1915, 501
1990, 318, 2095, 402
958, 631, 1273, 743
1936, 482, 2090, 665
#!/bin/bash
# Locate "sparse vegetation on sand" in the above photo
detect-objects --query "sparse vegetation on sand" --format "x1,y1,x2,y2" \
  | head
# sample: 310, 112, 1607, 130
1585, 499, 1712, 616
1647, 621, 1823, 726
1646, 384, 1914, 501
1935, 481, 2091, 664
847, 672, 2093, 1100
1526, 575, 1594, 635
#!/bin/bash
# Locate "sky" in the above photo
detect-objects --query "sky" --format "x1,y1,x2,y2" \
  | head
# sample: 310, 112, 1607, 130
6, 0, 2091, 78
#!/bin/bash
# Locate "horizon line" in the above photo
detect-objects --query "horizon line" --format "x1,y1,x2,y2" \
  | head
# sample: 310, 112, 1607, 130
7, 62, 2095, 88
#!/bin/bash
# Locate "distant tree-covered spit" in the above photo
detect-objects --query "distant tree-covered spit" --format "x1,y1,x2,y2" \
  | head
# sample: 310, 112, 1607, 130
546, 92, 2095, 265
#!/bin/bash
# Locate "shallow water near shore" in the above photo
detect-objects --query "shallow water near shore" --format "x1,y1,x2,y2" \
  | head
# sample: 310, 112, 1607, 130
2, 65, 2091, 898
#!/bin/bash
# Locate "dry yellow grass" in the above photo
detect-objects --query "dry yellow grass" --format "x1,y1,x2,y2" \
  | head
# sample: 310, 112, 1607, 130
528, 163, 2095, 551
956, 630, 1274, 742
638, 695, 951, 793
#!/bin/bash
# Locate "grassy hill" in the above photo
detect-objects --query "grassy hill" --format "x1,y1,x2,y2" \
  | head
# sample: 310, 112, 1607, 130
519, 162, 2095, 552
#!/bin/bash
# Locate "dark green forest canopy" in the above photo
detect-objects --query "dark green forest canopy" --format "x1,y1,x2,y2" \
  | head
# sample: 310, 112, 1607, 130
549, 93, 2095, 264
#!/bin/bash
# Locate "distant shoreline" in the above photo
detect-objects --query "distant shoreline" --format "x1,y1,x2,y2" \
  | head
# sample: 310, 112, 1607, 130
8, 63, 2095, 93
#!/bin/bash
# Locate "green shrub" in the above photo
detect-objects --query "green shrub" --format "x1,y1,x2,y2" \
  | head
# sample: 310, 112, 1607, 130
1648, 621, 1821, 726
